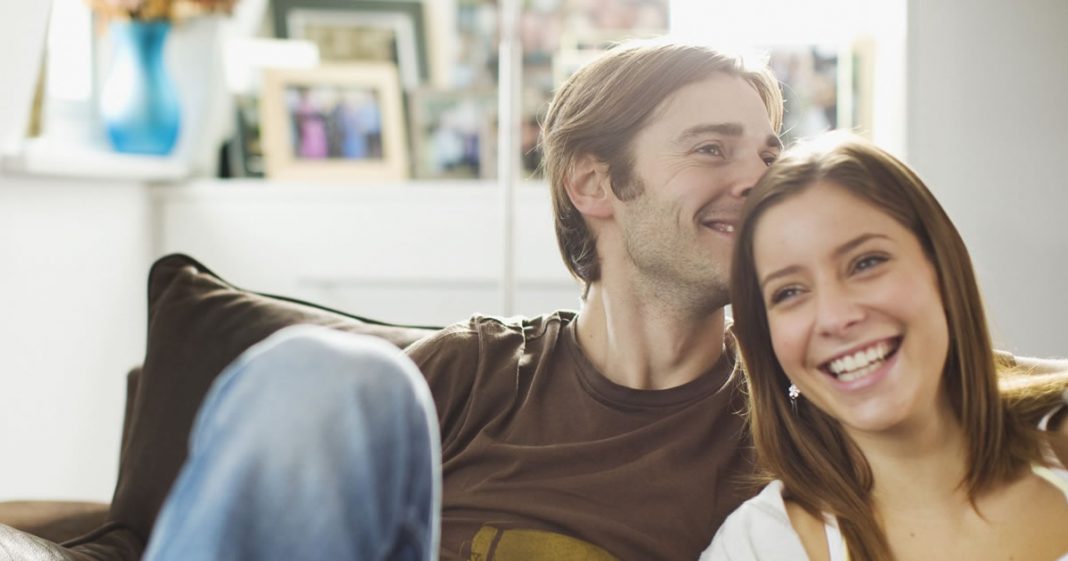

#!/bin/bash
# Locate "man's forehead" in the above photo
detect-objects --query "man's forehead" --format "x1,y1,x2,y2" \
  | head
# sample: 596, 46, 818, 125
651, 74, 777, 136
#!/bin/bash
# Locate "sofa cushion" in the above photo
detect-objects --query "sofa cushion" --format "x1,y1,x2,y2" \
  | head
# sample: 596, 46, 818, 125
109, 253, 439, 546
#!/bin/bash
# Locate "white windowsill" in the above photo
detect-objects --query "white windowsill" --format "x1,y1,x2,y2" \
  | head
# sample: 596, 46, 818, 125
1, 137, 192, 182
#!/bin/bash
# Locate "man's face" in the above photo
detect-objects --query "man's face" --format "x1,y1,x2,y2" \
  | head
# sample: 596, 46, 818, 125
612, 73, 781, 309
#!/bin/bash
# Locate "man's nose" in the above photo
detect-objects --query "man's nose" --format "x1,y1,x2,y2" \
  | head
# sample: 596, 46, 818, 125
729, 152, 771, 199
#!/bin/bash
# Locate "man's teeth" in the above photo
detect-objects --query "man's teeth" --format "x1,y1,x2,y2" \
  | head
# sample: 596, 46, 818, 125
827, 341, 892, 382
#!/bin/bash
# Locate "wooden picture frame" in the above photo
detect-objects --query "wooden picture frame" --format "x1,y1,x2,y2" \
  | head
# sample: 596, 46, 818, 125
766, 44, 852, 145
260, 64, 409, 182
222, 37, 321, 177
272, 0, 429, 89
408, 88, 497, 180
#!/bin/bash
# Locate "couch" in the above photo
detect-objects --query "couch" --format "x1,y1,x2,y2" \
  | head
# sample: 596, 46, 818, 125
0, 254, 439, 561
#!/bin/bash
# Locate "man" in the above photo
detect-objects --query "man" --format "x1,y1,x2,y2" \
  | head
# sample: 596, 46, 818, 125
139, 40, 783, 561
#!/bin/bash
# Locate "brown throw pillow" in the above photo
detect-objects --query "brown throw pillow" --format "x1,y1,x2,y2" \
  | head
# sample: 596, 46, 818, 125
109, 253, 438, 545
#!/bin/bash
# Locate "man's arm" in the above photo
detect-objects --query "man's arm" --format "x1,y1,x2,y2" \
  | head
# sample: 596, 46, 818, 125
1047, 390, 1068, 467
1006, 354, 1068, 465
1013, 355, 1068, 374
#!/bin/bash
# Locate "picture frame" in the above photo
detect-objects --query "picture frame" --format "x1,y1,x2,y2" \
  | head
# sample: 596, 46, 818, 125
260, 64, 409, 182
221, 37, 320, 177
408, 88, 497, 180
272, 0, 429, 89
558, 0, 668, 50
230, 94, 265, 177
765, 44, 853, 145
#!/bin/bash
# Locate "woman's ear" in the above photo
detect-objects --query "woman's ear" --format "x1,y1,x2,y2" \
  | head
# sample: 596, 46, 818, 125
565, 153, 614, 219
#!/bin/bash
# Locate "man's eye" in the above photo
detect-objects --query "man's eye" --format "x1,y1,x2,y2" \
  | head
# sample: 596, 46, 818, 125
696, 143, 724, 157
763, 152, 780, 166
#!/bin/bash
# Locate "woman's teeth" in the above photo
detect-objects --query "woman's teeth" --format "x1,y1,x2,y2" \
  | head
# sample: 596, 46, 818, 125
825, 340, 895, 382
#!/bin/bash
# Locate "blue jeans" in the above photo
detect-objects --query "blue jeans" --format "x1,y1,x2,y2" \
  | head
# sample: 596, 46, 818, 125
143, 325, 442, 561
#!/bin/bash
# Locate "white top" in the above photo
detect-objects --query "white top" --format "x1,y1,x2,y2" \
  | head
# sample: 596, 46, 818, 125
699, 406, 1068, 561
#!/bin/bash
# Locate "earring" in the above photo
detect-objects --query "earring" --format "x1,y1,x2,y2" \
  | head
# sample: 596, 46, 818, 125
788, 384, 800, 413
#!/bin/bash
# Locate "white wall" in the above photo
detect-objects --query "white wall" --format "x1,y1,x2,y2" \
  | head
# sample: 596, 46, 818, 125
0, 175, 151, 501
907, 0, 1068, 358
154, 180, 580, 326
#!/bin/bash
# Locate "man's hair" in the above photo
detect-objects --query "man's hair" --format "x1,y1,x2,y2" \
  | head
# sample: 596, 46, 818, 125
729, 133, 1068, 561
540, 41, 784, 289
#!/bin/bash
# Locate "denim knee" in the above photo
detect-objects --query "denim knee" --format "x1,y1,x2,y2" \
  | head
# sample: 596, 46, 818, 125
145, 325, 442, 561
190, 324, 438, 462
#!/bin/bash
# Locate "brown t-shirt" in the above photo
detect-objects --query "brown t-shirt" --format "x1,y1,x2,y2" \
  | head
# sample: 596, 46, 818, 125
405, 311, 754, 561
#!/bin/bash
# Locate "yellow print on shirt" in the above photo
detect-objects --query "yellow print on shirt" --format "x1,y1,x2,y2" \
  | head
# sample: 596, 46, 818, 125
466, 526, 620, 561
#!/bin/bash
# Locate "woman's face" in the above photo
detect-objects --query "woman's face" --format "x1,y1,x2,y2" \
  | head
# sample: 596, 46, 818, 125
752, 181, 950, 436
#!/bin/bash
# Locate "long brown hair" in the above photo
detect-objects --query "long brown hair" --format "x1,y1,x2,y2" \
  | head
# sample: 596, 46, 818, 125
540, 40, 783, 291
729, 133, 1068, 561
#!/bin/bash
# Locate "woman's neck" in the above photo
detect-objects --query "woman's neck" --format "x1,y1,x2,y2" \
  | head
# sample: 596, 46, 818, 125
850, 402, 973, 516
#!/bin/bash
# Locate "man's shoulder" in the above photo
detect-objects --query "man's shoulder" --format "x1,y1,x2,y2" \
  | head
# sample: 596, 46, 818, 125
406, 310, 577, 363
469, 310, 578, 335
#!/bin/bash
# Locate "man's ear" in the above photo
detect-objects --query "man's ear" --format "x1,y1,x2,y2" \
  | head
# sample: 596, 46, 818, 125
565, 153, 614, 219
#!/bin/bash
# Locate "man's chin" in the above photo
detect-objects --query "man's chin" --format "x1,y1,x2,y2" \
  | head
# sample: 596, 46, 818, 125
675, 276, 730, 314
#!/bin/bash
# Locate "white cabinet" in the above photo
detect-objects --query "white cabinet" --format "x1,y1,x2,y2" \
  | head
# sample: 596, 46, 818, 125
153, 179, 581, 326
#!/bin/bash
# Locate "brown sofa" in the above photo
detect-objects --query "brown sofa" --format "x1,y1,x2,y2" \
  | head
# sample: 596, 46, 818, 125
0, 254, 438, 560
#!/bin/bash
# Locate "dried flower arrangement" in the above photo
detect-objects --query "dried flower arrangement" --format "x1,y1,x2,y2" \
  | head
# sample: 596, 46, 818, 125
85, 0, 238, 21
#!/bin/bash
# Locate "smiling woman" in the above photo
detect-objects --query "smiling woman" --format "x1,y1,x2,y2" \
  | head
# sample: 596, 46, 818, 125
754, 182, 949, 435
703, 133, 1068, 561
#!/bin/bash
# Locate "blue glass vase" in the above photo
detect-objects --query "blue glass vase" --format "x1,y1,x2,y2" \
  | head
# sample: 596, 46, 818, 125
100, 21, 181, 155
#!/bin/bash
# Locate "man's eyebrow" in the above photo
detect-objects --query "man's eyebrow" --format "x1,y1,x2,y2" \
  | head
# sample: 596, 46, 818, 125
674, 123, 783, 150
675, 123, 744, 144
758, 233, 890, 290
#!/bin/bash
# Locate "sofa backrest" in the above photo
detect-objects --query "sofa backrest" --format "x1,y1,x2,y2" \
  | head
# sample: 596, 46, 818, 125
108, 254, 439, 548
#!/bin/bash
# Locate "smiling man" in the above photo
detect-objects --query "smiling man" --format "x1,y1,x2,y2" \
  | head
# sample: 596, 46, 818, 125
140, 41, 787, 561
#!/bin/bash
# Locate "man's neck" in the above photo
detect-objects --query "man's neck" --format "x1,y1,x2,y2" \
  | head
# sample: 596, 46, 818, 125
575, 282, 727, 390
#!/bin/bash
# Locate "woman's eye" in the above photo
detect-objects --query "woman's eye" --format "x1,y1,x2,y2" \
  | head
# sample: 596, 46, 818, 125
852, 254, 888, 273
770, 286, 802, 305
762, 152, 780, 167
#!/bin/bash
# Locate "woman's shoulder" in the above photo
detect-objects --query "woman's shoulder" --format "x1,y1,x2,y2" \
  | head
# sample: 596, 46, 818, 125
699, 480, 810, 560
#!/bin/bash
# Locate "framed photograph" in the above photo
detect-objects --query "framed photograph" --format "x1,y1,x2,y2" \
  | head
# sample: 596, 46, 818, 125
260, 64, 409, 182
559, 0, 668, 49
272, 0, 429, 89
222, 37, 321, 177
453, 0, 498, 88
766, 44, 853, 145
231, 95, 265, 176
409, 88, 497, 180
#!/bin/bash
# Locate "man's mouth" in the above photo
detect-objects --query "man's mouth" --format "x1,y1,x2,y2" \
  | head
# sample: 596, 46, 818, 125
700, 219, 736, 234
818, 337, 902, 383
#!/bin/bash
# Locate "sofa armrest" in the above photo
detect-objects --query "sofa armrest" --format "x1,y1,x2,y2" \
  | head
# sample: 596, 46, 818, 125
0, 501, 108, 544
0, 520, 142, 561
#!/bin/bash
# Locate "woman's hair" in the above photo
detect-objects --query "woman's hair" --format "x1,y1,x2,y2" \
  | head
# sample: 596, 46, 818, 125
729, 133, 1068, 561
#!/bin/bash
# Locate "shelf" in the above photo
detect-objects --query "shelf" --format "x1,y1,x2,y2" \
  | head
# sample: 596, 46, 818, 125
2, 138, 192, 182
150, 177, 550, 203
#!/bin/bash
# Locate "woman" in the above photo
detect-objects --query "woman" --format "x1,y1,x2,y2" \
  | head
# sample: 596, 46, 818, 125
702, 134, 1068, 561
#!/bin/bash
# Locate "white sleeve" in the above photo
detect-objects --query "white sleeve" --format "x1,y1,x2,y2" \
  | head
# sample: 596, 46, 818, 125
697, 483, 810, 561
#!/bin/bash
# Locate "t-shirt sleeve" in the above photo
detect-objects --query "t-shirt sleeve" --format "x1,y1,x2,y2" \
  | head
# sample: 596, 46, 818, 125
405, 321, 482, 440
